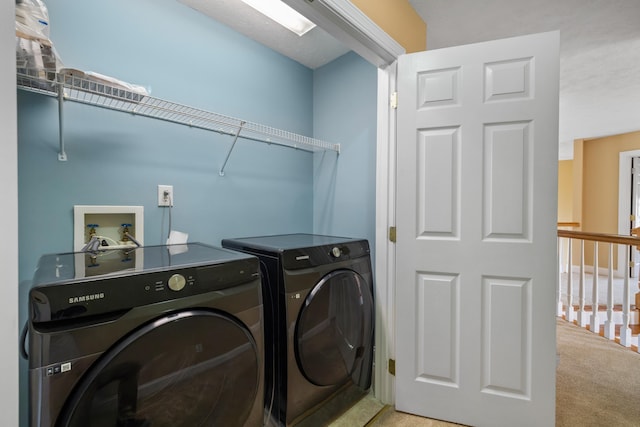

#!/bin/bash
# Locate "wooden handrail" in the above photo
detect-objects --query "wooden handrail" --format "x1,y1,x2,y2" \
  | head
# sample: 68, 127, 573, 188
557, 229, 640, 246
558, 222, 580, 228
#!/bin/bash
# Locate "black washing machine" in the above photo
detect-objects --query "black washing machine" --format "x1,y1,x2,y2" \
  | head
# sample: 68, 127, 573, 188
27, 243, 265, 427
222, 234, 374, 426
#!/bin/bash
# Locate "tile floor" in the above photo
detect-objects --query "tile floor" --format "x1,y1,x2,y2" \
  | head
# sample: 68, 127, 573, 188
329, 393, 464, 427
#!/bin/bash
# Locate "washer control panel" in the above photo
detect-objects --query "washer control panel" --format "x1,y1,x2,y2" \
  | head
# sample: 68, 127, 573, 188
32, 257, 260, 323
144, 271, 196, 293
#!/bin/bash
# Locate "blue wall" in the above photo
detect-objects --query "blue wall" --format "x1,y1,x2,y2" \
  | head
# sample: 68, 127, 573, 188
18, 0, 377, 425
313, 52, 378, 251
19, 0, 319, 283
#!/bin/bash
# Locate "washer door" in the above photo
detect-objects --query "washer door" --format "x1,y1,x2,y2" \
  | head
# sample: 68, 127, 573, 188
57, 309, 259, 427
295, 269, 373, 387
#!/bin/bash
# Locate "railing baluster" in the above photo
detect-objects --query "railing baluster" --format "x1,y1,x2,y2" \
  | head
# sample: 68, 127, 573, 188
567, 238, 575, 322
620, 245, 632, 347
604, 242, 615, 340
590, 242, 600, 333
578, 240, 588, 327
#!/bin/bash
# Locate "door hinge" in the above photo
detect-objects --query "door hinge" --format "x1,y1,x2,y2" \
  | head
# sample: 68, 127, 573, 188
389, 226, 396, 243
390, 92, 398, 109
631, 214, 636, 222
388, 359, 396, 376
630, 261, 635, 268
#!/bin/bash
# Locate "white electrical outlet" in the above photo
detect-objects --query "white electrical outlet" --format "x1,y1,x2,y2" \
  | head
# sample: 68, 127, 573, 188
158, 185, 174, 206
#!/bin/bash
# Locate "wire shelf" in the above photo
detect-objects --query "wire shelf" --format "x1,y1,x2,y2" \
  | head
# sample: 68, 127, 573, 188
16, 68, 341, 162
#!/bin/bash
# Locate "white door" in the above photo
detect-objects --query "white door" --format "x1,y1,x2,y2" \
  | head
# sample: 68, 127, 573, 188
395, 32, 559, 427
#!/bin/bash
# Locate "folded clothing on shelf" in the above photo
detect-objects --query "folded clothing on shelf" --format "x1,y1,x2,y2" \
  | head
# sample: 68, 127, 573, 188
59, 68, 150, 96
15, 0, 61, 80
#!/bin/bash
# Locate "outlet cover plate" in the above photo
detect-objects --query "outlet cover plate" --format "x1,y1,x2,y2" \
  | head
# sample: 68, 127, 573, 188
158, 185, 174, 206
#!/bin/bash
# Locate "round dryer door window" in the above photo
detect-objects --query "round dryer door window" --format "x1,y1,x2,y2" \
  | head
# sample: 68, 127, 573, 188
295, 269, 373, 387
57, 309, 260, 427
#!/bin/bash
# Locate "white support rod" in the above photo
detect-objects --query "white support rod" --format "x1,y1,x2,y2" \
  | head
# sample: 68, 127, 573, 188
219, 122, 245, 177
620, 245, 632, 347
589, 242, 600, 333
604, 243, 616, 340
57, 82, 67, 161
578, 240, 588, 326
567, 238, 575, 322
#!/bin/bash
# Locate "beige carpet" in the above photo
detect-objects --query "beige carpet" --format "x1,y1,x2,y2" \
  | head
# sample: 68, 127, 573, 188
555, 319, 640, 427
334, 320, 640, 426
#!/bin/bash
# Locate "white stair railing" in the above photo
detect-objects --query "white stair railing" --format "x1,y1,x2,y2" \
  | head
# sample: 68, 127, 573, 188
557, 229, 640, 353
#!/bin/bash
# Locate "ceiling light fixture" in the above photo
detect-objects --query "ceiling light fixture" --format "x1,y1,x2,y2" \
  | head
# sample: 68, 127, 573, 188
240, 0, 316, 36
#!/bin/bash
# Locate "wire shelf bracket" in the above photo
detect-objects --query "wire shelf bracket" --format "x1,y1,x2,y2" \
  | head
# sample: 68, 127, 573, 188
219, 122, 245, 177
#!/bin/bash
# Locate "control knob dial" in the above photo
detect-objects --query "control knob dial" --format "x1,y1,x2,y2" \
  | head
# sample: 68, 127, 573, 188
331, 246, 342, 258
168, 273, 186, 291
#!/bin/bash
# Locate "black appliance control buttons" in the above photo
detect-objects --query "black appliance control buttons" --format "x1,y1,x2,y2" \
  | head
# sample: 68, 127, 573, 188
331, 246, 342, 258
168, 273, 186, 291
46, 362, 71, 376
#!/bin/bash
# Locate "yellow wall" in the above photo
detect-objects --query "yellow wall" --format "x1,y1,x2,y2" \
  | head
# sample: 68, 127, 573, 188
572, 139, 584, 229
558, 160, 573, 222
570, 131, 640, 268
581, 131, 640, 234
351, 0, 426, 53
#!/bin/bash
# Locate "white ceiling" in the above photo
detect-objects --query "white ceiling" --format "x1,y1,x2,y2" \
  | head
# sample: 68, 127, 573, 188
180, 0, 640, 160
178, 0, 349, 69
410, 0, 640, 159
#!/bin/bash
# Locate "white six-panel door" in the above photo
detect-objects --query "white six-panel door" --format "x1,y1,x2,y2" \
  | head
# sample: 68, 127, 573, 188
395, 32, 559, 427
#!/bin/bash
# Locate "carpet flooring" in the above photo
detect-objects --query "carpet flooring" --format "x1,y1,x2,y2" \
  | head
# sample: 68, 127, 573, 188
555, 319, 640, 427
333, 319, 640, 426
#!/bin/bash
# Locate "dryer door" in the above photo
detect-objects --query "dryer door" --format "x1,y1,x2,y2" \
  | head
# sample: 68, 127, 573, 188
57, 309, 260, 427
295, 269, 374, 388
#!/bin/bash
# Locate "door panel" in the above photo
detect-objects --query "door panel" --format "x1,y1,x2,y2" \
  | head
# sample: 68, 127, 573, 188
395, 32, 559, 427
483, 121, 531, 239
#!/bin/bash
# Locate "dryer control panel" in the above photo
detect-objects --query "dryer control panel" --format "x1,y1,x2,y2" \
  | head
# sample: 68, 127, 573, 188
280, 240, 370, 270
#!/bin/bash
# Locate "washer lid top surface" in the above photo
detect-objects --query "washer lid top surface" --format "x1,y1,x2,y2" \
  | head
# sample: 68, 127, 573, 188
32, 243, 253, 286
222, 233, 362, 252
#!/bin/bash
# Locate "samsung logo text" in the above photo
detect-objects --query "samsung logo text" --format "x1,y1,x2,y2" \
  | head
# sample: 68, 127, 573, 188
69, 293, 105, 304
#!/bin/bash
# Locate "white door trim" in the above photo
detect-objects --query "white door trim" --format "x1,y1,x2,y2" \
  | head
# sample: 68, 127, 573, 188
618, 150, 640, 275
374, 63, 397, 404
281, 0, 405, 68
1, 0, 19, 425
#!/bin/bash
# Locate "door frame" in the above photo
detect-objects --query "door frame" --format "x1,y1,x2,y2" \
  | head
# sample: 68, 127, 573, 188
281, 0, 402, 404
2, 1, 19, 425
618, 150, 640, 276
373, 62, 397, 404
